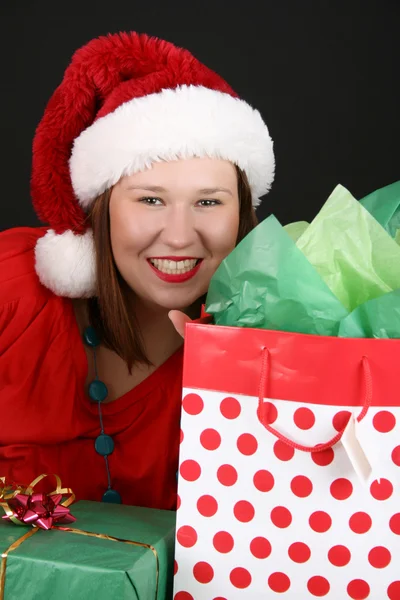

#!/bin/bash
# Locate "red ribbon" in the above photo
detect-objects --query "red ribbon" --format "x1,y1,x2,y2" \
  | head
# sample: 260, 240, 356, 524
0, 474, 76, 530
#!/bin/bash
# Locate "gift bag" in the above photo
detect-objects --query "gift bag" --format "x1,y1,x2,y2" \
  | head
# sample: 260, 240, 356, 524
173, 323, 400, 600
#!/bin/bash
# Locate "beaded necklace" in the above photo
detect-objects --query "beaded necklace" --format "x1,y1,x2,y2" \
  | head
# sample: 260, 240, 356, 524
83, 326, 122, 504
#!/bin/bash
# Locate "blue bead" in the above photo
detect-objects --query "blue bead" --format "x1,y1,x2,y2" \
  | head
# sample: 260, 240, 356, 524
102, 489, 122, 504
83, 326, 100, 348
95, 434, 115, 456
89, 380, 108, 402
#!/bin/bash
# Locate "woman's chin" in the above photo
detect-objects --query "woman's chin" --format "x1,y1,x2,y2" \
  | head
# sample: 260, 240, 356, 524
146, 289, 206, 313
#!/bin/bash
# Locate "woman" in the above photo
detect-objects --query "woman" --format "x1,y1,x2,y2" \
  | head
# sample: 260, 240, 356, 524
0, 31, 274, 509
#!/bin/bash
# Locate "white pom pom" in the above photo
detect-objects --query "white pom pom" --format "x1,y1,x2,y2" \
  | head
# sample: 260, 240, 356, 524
35, 229, 96, 298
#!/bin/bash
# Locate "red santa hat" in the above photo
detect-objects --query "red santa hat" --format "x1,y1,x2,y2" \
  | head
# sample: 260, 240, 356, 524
31, 31, 275, 298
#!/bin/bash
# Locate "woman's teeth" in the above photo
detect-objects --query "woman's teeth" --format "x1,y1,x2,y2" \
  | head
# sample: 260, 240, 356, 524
150, 258, 198, 274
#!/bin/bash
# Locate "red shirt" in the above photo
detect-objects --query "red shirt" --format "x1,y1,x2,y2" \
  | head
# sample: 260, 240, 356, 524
0, 227, 183, 509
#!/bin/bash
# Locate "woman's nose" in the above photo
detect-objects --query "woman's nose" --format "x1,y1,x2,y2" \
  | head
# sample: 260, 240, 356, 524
160, 206, 198, 249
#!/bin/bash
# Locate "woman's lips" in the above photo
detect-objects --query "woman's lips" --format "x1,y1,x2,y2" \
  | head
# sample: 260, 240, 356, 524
147, 258, 203, 283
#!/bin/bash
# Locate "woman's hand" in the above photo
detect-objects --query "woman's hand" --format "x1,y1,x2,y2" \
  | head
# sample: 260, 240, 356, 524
168, 310, 212, 339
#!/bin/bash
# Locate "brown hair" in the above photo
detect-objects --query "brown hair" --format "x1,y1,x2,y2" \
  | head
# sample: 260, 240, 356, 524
87, 166, 258, 370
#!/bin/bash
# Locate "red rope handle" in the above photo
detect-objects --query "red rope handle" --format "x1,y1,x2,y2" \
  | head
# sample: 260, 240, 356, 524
257, 348, 372, 453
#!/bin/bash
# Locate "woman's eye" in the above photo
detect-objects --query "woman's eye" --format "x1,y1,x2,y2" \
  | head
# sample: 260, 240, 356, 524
139, 197, 162, 205
197, 199, 222, 207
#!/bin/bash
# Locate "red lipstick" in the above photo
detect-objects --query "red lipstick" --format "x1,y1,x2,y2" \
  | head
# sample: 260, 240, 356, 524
147, 257, 202, 283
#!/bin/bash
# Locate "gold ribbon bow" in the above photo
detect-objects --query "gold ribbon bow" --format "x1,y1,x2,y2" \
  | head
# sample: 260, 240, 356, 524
0, 474, 75, 527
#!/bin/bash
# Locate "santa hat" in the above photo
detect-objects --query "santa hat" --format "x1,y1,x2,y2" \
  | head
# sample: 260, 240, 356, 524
31, 31, 275, 298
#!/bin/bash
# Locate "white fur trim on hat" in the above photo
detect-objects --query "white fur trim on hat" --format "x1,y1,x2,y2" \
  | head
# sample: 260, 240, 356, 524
35, 229, 96, 298
70, 85, 274, 208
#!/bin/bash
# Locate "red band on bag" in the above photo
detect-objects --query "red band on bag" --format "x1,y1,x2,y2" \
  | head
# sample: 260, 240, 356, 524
183, 324, 399, 407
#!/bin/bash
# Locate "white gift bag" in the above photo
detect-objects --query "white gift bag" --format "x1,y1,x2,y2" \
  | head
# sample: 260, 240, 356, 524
173, 324, 400, 600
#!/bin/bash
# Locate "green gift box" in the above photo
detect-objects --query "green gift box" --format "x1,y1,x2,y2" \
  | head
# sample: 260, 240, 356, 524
0, 500, 175, 600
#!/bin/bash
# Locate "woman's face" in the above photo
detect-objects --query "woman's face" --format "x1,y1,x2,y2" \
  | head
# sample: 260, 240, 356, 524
109, 157, 240, 311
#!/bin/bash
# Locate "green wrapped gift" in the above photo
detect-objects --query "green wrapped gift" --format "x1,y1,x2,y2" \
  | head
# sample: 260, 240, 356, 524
0, 500, 175, 600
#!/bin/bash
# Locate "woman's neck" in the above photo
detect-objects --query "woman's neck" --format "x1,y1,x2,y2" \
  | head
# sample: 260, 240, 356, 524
132, 299, 183, 366
73, 295, 202, 368
131, 295, 203, 364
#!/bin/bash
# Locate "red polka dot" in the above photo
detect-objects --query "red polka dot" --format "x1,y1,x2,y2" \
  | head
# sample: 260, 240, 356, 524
193, 561, 214, 584
271, 506, 292, 528
330, 478, 353, 500
174, 593, 193, 600
392, 445, 400, 467
237, 433, 258, 455
273, 440, 295, 461
253, 469, 274, 492
349, 512, 372, 534
220, 396, 241, 419
197, 495, 218, 517
268, 572, 291, 593
183, 393, 204, 415
177, 525, 197, 548
230, 567, 252, 589
213, 531, 234, 553
291, 475, 313, 497
347, 579, 370, 599
288, 542, 311, 563
260, 401, 278, 424
217, 464, 237, 486
388, 581, 400, 600
332, 410, 351, 432
311, 447, 334, 466
294, 407, 315, 430
309, 511, 332, 533
176, 494, 181, 510
180, 460, 201, 482
373, 410, 396, 433
213, 598, 228, 600
328, 545, 351, 567
200, 429, 221, 451
370, 478, 393, 500
390, 513, 400, 535
368, 546, 391, 568
234, 500, 255, 522
307, 576, 330, 597
250, 537, 271, 559
180, 429, 184, 443
174, 560, 178, 575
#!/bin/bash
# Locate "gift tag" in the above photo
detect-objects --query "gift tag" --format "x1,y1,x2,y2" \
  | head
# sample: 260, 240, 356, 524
341, 414, 373, 485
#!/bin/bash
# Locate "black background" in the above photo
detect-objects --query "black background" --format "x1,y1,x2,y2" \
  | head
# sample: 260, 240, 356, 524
1, 0, 399, 231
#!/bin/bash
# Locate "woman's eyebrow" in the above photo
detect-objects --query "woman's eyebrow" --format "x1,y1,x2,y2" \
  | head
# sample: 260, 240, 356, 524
197, 187, 233, 196
126, 185, 233, 196
126, 185, 167, 192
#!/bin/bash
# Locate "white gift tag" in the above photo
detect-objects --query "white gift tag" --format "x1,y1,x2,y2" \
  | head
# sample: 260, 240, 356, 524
341, 414, 373, 485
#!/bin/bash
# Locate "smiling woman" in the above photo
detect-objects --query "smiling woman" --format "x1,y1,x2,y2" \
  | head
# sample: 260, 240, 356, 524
110, 158, 240, 308
87, 158, 255, 369
0, 31, 273, 509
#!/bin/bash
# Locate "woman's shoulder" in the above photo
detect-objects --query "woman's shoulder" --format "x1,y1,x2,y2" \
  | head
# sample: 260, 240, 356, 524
0, 226, 74, 351
0, 228, 87, 445
0, 226, 48, 300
